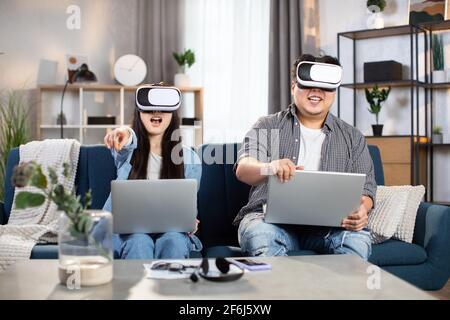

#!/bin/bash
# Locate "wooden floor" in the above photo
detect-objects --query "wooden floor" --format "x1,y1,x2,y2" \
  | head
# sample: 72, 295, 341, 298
430, 280, 450, 300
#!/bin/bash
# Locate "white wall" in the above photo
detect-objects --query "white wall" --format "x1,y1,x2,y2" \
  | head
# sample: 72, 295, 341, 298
0, 0, 139, 88
318, 0, 450, 201
0, 0, 140, 143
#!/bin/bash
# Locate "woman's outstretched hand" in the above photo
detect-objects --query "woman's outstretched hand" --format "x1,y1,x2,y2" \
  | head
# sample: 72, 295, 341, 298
104, 127, 131, 152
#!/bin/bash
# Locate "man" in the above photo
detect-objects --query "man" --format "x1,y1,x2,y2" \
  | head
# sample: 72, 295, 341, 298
234, 54, 376, 260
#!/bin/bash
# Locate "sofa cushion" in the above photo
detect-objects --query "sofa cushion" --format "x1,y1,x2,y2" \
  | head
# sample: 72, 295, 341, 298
30, 244, 59, 259
368, 145, 384, 186
393, 185, 425, 243
287, 250, 319, 256
197, 144, 250, 248
368, 186, 409, 244
85, 146, 117, 209
369, 240, 427, 266
204, 246, 319, 258
4, 148, 20, 222
204, 246, 244, 258
30, 244, 203, 260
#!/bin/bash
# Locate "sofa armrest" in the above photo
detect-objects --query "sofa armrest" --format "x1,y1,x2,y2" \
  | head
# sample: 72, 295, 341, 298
413, 202, 450, 277
0, 201, 5, 225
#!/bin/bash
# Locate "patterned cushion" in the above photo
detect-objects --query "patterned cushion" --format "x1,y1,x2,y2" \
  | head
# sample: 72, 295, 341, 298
393, 185, 425, 243
368, 186, 408, 244
369, 186, 425, 244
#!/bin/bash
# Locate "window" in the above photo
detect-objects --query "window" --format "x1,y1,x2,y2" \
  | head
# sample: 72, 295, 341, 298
183, 0, 270, 143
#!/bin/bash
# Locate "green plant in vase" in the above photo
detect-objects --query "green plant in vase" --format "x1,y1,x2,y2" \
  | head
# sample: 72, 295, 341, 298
432, 34, 445, 83
367, 0, 386, 12
12, 161, 113, 287
172, 48, 196, 87
366, 0, 387, 29
365, 84, 390, 136
12, 162, 93, 237
432, 125, 443, 144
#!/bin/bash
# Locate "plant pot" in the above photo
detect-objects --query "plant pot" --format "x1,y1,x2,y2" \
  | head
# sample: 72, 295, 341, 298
174, 73, 190, 87
367, 12, 384, 29
445, 69, 450, 82
56, 113, 67, 125
432, 133, 443, 144
58, 210, 113, 288
432, 70, 445, 83
372, 124, 384, 136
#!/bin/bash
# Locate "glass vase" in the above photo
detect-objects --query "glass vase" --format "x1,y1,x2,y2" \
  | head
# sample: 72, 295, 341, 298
58, 210, 113, 287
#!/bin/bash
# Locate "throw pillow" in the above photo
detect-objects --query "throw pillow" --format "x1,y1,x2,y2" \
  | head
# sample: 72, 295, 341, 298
368, 186, 408, 244
368, 185, 425, 244
392, 185, 425, 243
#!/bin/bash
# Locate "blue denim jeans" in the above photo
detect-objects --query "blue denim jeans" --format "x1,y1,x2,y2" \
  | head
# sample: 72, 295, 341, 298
113, 232, 202, 259
238, 212, 372, 261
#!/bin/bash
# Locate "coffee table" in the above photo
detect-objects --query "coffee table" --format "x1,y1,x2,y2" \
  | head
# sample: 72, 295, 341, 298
0, 255, 434, 299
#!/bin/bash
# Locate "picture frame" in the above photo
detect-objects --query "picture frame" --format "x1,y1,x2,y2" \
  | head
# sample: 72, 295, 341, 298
408, 0, 448, 25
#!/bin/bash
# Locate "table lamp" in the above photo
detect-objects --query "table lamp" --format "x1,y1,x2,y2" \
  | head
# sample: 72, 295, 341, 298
60, 63, 97, 138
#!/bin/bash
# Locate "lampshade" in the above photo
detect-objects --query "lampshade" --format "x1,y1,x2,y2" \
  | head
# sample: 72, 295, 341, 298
70, 63, 97, 83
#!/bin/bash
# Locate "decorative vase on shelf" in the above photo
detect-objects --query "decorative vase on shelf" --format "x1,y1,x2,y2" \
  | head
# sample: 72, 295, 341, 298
173, 49, 195, 88
174, 73, 190, 87
56, 113, 67, 125
366, 0, 386, 30
433, 70, 446, 83
58, 210, 113, 288
432, 133, 443, 144
432, 34, 445, 83
367, 12, 384, 29
372, 124, 383, 136
446, 69, 450, 82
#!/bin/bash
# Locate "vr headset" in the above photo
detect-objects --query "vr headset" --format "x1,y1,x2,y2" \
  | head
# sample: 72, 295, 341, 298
135, 85, 181, 112
296, 61, 343, 91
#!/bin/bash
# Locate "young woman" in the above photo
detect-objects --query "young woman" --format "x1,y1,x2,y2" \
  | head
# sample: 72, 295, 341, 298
102, 96, 202, 259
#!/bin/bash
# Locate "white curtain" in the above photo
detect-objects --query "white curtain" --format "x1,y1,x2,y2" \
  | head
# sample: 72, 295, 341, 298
182, 0, 270, 143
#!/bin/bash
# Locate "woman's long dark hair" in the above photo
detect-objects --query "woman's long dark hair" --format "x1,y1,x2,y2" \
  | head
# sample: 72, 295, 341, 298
128, 107, 184, 180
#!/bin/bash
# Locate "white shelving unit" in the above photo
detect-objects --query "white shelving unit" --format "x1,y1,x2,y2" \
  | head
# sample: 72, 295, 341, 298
37, 84, 204, 146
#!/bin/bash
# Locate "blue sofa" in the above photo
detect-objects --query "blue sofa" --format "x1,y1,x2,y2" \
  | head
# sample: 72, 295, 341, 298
1, 144, 449, 290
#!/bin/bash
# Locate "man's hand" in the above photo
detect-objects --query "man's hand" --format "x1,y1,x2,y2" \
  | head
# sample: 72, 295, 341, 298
267, 159, 304, 183
341, 196, 371, 231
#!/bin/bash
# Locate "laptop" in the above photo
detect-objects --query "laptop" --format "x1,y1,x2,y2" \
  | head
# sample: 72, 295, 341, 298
265, 170, 366, 227
111, 179, 197, 234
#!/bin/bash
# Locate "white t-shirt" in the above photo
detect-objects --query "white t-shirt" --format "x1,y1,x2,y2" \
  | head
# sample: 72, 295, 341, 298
122, 128, 161, 180
147, 152, 162, 180
297, 123, 326, 171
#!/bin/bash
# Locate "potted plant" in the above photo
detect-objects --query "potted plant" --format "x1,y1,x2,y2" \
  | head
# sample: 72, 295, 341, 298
432, 126, 443, 144
172, 49, 195, 87
365, 84, 391, 136
12, 161, 113, 288
0, 90, 30, 202
432, 34, 445, 83
366, 0, 387, 29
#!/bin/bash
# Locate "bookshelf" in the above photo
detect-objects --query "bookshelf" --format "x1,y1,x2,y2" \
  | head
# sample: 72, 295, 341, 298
37, 84, 204, 146
337, 21, 450, 202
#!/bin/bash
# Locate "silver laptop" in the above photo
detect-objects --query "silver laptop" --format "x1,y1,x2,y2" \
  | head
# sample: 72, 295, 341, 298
111, 179, 197, 234
265, 170, 366, 227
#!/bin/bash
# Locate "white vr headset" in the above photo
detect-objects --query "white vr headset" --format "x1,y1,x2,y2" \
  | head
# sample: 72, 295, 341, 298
135, 85, 181, 112
296, 61, 343, 90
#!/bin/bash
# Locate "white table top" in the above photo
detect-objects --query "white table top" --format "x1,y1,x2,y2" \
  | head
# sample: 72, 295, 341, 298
0, 255, 434, 300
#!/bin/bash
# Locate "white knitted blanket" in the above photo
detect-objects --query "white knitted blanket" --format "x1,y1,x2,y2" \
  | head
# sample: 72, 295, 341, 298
0, 139, 80, 271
